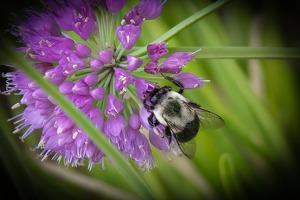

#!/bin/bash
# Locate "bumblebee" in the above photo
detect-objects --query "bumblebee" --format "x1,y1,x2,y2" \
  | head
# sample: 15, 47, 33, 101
144, 74, 224, 158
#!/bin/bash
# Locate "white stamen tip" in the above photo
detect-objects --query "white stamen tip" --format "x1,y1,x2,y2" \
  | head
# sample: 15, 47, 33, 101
193, 48, 202, 54
75, 22, 81, 28
72, 131, 79, 139
126, 35, 130, 43
11, 103, 21, 109
121, 19, 126, 25
13, 128, 20, 134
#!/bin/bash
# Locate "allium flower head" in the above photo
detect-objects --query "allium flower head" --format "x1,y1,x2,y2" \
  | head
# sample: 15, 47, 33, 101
2, 0, 207, 171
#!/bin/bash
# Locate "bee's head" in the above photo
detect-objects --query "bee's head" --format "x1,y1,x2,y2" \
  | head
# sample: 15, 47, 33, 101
149, 86, 172, 105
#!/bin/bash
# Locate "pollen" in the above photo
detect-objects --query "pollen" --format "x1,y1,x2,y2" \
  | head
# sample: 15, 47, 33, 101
45, 40, 52, 47
39, 39, 43, 47
126, 35, 130, 44
75, 22, 81, 28
130, 19, 135, 24
11, 103, 21, 109
73, 9, 77, 16
72, 64, 78, 69
72, 131, 79, 139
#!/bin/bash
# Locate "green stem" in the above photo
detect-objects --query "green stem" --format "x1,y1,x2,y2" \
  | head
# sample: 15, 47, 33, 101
131, 0, 231, 57
168, 46, 300, 59
6, 49, 155, 200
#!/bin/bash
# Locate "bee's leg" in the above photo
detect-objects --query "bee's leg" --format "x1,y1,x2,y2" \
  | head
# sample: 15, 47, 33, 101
143, 99, 154, 111
165, 127, 172, 144
161, 73, 184, 94
148, 113, 159, 126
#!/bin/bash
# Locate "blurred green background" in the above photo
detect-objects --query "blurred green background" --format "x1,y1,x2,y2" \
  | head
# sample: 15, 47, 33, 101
1, 0, 300, 199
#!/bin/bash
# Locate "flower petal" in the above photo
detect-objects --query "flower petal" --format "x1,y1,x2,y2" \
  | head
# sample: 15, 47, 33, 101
105, 94, 124, 116
173, 72, 206, 89
127, 55, 143, 71
114, 68, 135, 91
116, 25, 141, 50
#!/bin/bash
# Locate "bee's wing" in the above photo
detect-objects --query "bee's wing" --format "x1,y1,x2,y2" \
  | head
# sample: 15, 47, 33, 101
184, 102, 225, 130
175, 137, 196, 159
164, 119, 197, 159
197, 108, 225, 130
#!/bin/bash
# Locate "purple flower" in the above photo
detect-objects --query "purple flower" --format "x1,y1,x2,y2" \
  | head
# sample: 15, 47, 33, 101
149, 130, 170, 152
128, 113, 141, 130
83, 73, 98, 87
102, 0, 128, 13
90, 87, 105, 100
160, 52, 194, 74
98, 50, 113, 64
173, 72, 207, 89
147, 42, 168, 62
59, 50, 86, 75
72, 80, 90, 95
103, 114, 126, 144
13, 12, 75, 62
47, 0, 98, 40
124, 0, 165, 25
137, 0, 166, 20
44, 66, 67, 85
135, 78, 157, 100
124, 8, 144, 26
139, 107, 153, 130
116, 24, 141, 50
59, 81, 75, 94
114, 68, 136, 91
3, 0, 208, 171
90, 58, 104, 71
105, 94, 124, 116
127, 55, 143, 71
144, 61, 159, 74
76, 44, 92, 58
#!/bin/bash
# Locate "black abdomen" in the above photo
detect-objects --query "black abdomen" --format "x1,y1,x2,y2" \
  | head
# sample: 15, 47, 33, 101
175, 114, 200, 143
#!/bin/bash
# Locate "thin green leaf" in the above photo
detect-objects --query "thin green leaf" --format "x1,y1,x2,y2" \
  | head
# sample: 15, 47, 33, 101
168, 47, 300, 59
219, 153, 244, 199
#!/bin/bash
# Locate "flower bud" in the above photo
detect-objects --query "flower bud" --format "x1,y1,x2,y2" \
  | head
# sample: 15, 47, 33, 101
127, 55, 143, 71
98, 50, 113, 64
83, 74, 98, 87
75, 44, 92, 58
116, 24, 141, 50
147, 42, 168, 61
90, 87, 105, 101
72, 80, 90, 95
173, 72, 207, 89
90, 58, 104, 71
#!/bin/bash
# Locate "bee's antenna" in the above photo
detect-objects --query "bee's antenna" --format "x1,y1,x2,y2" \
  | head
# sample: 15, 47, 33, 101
160, 73, 184, 94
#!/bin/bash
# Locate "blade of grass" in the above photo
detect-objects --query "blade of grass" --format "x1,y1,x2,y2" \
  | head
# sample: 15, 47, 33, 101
168, 46, 300, 59
41, 161, 138, 200
219, 153, 244, 199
